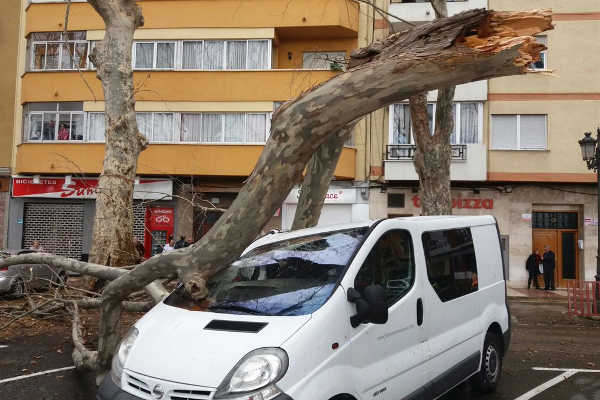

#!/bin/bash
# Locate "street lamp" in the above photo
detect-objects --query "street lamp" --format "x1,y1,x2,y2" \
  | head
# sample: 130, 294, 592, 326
578, 128, 600, 290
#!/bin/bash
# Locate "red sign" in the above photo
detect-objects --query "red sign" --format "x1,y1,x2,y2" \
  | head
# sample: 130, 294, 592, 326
412, 195, 494, 210
150, 207, 173, 227
12, 176, 172, 200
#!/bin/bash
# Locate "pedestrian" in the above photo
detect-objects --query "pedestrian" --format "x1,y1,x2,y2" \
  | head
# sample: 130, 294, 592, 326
163, 239, 175, 253
29, 240, 44, 252
525, 249, 541, 289
174, 235, 186, 249
542, 245, 556, 291
184, 236, 194, 247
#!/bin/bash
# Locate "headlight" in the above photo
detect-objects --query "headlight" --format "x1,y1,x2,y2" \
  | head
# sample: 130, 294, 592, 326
215, 348, 288, 399
110, 328, 139, 386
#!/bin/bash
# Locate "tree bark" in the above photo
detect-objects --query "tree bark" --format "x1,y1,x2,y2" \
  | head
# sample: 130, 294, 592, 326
1, 9, 553, 374
410, 0, 454, 216
87, 0, 147, 269
291, 124, 356, 230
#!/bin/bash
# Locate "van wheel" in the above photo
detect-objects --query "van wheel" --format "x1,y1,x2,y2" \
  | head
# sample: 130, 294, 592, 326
471, 332, 502, 393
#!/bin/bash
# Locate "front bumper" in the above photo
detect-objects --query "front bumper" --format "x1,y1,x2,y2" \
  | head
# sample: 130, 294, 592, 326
97, 375, 293, 400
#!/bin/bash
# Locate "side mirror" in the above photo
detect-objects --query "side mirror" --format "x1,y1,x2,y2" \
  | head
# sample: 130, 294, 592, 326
347, 285, 388, 328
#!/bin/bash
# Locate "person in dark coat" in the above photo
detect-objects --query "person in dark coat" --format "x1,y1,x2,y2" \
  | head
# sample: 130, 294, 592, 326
543, 245, 556, 290
525, 249, 541, 289
174, 236, 187, 249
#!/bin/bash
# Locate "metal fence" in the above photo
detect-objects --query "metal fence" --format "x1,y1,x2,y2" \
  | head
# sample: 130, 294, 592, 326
386, 144, 467, 161
567, 280, 600, 317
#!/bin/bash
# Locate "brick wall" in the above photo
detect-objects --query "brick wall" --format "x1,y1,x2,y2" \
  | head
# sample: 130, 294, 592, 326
133, 201, 146, 242
23, 202, 84, 258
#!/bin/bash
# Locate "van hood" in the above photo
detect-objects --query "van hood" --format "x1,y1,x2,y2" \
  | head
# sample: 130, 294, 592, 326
125, 302, 310, 387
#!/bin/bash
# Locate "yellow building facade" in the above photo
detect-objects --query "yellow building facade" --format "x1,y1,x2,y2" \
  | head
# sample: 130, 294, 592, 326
8, 0, 361, 258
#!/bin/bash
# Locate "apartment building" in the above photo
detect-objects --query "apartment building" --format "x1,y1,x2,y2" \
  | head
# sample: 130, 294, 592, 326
7, 0, 361, 258
0, 0, 21, 248
370, 0, 600, 287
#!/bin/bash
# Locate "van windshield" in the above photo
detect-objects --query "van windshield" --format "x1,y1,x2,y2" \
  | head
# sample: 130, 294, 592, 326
164, 227, 369, 316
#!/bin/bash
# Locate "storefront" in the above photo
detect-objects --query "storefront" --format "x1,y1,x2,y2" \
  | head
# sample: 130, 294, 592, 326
8, 176, 174, 259
370, 184, 598, 288
281, 184, 370, 231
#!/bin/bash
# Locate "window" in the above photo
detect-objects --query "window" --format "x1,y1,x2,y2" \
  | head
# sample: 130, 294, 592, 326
133, 41, 176, 70
182, 40, 271, 70
24, 102, 84, 141
87, 112, 105, 142
302, 52, 346, 70
388, 193, 405, 208
179, 113, 270, 143
135, 112, 176, 141
390, 102, 481, 145
354, 230, 415, 307
23, 105, 270, 144
530, 36, 547, 70
422, 228, 478, 302
30, 32, 89, 71
490, 114, 547, 150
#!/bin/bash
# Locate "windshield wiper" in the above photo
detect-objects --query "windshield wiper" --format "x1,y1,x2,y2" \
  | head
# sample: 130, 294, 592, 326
209, 304, 273, 316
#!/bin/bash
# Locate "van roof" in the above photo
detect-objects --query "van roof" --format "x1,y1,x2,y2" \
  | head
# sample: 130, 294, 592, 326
246, 215, 496, 253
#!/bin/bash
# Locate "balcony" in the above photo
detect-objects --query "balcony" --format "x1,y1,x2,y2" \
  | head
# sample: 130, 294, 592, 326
384, 143, 486, 181
15, 143, 356, 180
21, 70, 338, 103
26, 0, 358, 37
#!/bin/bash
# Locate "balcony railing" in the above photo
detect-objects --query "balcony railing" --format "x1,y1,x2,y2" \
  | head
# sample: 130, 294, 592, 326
386, 144, 467, 161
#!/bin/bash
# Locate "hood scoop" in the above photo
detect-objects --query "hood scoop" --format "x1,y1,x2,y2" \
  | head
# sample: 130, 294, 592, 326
204, 320, 268, 333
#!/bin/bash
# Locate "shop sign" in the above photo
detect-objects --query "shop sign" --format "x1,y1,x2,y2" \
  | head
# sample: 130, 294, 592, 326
411, 195, 494, 210
150, 207, 173, 226
286, 187, 356, 204
12, 176, 173, 200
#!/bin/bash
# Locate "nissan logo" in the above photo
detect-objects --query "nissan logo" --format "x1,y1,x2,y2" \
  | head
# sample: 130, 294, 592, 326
152, 384, 164, 399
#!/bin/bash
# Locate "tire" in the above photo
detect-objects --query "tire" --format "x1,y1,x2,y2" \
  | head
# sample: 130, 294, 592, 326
10, 279, 25, 298
471, 332, 502, 393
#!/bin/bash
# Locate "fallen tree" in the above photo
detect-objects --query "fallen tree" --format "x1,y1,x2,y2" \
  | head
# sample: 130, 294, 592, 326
1, 8, 553, 375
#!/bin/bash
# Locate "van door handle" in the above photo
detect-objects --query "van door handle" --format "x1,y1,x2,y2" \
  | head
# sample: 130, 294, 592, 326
417, 298, 423, 326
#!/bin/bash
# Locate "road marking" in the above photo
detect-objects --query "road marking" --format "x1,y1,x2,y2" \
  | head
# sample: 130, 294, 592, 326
513, 370, 578, 400
0, 366, 75, 384
533, 367, 600, 373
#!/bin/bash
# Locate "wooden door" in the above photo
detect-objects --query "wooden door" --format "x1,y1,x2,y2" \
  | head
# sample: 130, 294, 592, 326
533, 230, 557, 287
558, 231, 578, 287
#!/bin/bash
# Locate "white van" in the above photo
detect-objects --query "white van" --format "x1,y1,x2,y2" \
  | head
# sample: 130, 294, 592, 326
98, 216, 510, 400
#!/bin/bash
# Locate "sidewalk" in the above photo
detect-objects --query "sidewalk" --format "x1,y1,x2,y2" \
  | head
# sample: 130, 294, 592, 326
507, 286, 568, 302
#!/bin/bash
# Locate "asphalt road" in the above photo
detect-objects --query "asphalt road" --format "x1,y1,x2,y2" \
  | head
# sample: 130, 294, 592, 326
1, 300, 599, 400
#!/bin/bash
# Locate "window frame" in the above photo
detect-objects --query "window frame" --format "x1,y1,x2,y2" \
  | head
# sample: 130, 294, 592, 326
30, 35, 90, 71
180, 39, 272, 71
353, 229, 416, 309
132, 41, 177, 71
490, 114, 548, 151
421, 227, 479, 303
179, 112, 271, 144
388, 102, 483, 145
529, 35, 548, 71
25, 104, 86, 142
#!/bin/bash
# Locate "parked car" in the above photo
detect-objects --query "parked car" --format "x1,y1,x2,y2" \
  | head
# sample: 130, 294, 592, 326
0, 249, 68, 296
98, 216, 510, 400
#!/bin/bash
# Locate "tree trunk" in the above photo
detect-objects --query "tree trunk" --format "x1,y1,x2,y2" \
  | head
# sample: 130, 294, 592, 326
291, 125, 356, 230
87, 0, 147, 269
410, 0, 454, 216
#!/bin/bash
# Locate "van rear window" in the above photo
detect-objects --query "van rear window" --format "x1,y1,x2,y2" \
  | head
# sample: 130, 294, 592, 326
422, 228, 478, 302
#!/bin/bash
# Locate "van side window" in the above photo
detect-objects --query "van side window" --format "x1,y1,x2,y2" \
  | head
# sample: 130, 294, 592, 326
354, 230, 415, 307
422, 228, 478, 302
